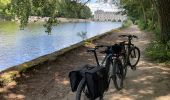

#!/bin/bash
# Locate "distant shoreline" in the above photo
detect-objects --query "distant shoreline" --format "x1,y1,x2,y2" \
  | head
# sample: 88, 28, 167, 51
27, 16, 92, 23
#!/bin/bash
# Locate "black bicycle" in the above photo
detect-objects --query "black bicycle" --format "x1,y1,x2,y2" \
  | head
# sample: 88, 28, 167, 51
76, 44, 124, 100
119, 34, 140, 78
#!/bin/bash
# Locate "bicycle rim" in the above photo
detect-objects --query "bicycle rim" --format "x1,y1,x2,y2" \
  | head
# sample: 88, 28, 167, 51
129, 47, 140, 67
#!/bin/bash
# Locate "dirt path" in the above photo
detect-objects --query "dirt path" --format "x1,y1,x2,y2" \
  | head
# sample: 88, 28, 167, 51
1, 25, 170, 100
103, 26, 170, 100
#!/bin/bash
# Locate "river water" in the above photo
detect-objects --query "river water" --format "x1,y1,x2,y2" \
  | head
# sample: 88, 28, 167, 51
0, 21, 122, 71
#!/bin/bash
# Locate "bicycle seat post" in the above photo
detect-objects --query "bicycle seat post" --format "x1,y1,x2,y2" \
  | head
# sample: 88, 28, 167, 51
87, 48, 100, 66
128, 36, 132, 45
94, 50, 100, 66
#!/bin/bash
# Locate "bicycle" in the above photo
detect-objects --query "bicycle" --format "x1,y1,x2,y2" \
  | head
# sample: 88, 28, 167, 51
119, 34, 140, 78
76, 44, 124, 100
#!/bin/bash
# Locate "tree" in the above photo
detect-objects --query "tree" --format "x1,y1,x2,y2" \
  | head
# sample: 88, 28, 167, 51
9, 0, 91, 32
112, 0, 170, 43
0, 0, 12, 20
152, 0, 170, 43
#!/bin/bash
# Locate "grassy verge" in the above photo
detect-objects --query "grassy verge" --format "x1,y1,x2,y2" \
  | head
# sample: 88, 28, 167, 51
145, 39, 170, 63
134, 19, 170, 63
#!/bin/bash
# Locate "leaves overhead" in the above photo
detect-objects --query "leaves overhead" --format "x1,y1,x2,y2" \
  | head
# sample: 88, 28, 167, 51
8, 0, 91, 32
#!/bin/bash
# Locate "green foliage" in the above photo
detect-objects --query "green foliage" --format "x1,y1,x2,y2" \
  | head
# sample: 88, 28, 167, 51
80, 5, 92, 19
11, 0, 31, 28
120, 0, 170, 61
121, 0, 159, 33
136, 19, 147, 30
43, 17, 58, 33
122, 19, 132, 28
0, 0, 13, 20
57, 0, 92, 19
8, 0, 91, 32
145, 39, 170, 62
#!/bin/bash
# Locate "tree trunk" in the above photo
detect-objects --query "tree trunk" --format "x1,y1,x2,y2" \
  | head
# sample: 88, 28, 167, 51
140, 0, 147, 24
154, 0, 170, 43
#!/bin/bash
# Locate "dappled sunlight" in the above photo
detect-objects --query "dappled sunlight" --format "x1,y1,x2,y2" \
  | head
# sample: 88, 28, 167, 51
155, 94, 170, 100
7, 93, 25, 100
61, 78, 70, 85
138, 89, 154, 95
107, 94, 134, 100
55, 73, 69, 85
137, 40, 150, 45
161, 71, 169, 75
132, 76, 154, 83
0, 81, 25, 100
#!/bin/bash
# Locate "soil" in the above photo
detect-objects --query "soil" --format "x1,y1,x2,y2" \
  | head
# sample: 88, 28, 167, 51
1, 25, 170, 100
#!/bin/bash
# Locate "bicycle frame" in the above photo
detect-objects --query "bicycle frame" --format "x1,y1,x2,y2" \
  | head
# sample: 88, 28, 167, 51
92, 48, 113, 67
91, 48, 123, 81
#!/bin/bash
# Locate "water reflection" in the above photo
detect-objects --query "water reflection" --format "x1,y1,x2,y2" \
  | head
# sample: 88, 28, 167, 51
0, 22, 122, 71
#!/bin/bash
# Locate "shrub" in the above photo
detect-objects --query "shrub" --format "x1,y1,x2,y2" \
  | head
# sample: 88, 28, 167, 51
122, 19, 133, 28
145, 39, 170, 62
137, 19, 147, 30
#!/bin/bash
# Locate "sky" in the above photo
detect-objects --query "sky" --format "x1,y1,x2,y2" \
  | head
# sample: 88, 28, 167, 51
87, 0, 119, 14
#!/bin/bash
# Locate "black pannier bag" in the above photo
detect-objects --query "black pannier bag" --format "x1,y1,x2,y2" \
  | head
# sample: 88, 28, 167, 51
111, 44, 123, 54
85, 66, 109, 99
69, 65, 94, 92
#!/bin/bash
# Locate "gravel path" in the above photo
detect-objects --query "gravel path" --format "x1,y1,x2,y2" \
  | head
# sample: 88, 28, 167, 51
1, 25, 170, 100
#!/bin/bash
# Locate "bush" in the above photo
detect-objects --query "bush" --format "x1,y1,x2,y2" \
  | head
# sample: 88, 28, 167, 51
122, 19, 133, 28
145, 39, 170, 62
137, 19, 147, 30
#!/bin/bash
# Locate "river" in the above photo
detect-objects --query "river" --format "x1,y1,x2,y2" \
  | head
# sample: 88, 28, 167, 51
0, 21, 122, 71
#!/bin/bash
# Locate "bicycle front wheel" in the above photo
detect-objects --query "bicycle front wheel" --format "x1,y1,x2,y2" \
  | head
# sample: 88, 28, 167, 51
121, 55, 127, 79
113, 60, 124, 90
129, 46, 140, 67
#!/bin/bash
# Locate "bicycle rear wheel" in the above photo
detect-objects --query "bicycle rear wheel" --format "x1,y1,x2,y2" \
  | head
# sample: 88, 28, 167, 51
113, 60, 124, 90
76, 78, 89, 100
129, 46, 140, 67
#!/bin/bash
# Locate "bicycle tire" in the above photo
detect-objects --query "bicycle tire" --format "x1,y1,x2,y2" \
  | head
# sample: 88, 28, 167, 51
113, 59, 124, 90
121, 55, 127, 79
76, 78, 89, 100
105, 59, 113, 88
121, 44, 128, 78
129, 46, 140, 67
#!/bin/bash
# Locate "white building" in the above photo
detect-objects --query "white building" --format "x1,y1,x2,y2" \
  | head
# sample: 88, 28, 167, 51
94, 10, 127, 22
